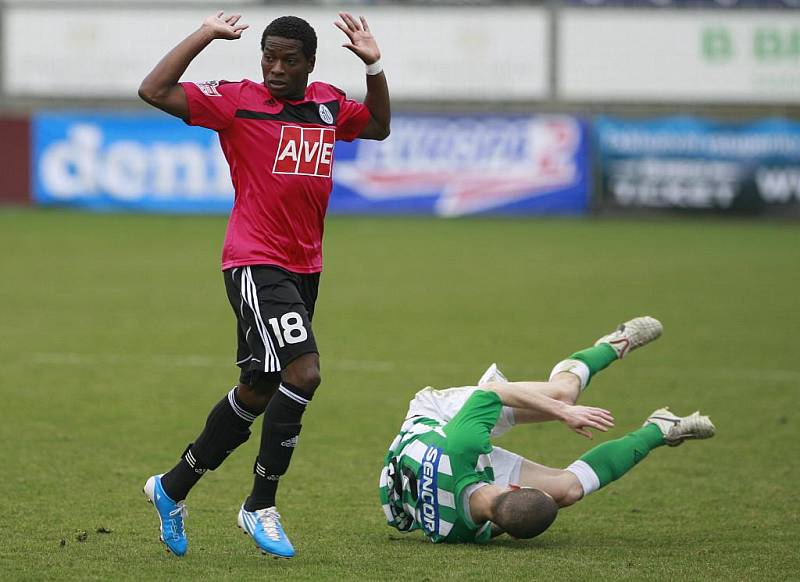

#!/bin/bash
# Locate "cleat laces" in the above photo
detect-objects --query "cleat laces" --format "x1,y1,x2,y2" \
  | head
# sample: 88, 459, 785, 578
255, 508, 282, 541
165, 503, 187, 540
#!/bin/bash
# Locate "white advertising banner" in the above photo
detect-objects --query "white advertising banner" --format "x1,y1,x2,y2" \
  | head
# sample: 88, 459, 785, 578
559, 10, 800, 103
2, 6, 549, 100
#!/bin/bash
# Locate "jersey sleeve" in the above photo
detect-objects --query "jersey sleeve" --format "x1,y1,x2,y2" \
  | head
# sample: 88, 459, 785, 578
443, 390, 503, 456
180, 80, 243, 131
336, 94, 371, 142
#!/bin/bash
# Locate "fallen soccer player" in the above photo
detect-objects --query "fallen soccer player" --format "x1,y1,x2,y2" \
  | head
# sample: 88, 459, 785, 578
380, 317, 715, 542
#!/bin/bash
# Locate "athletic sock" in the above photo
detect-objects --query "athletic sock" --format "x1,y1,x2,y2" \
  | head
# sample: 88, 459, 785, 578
550, 344, 619, 391
159, 452, 203, 503
571, 344, 618, 376
566, 423, 665, 497
245, 383, 312, 511
161, 387, 259, 502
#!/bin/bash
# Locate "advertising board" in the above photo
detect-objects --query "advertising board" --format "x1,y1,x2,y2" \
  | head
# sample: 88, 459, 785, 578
34, 112, 232, 212
33, 112, 590, 217
331, 115, 589, 217
596, 116, 800, 214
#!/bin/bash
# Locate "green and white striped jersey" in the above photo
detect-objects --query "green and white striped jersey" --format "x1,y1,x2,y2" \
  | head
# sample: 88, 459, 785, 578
379, 389, 503, 544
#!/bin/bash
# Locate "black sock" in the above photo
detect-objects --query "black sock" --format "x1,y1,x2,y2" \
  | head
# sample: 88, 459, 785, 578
244, 383, 312, 511
161, 387, 259, 502
160, 447, 206, 502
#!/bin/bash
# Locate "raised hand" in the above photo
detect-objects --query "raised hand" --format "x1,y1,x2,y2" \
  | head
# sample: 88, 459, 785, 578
201, 11, 249, 41
334, 12, 380, 65
561, 405, 615, 439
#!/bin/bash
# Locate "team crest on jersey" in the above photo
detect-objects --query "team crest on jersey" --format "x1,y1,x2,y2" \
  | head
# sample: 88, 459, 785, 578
195, 80, 222, 97
319, 104, 334, 125
273, 125, 336, 177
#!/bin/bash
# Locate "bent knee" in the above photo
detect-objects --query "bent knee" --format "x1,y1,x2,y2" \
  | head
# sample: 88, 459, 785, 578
236, 381, 275, 414
294, 370, 321, 393
282, 355, 321, 393
557, 479, 585, 508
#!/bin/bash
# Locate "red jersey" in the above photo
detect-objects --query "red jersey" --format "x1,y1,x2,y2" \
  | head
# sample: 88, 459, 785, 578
181, 79, 371, 273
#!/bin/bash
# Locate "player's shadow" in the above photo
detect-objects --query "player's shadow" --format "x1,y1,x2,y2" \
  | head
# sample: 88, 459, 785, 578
487, 536, 568, 550
386, 534, 570, 550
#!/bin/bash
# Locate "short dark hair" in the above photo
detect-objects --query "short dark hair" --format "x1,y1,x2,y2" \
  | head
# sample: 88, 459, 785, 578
492, 488, 558, 539
261, 16, 317, 59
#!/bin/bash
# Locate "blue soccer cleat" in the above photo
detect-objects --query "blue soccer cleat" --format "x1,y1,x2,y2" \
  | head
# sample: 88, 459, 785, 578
143, 474, 188, 556
237, 504, 295, 558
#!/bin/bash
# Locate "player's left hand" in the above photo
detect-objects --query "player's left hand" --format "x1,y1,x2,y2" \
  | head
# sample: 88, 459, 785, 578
335, 12, 381, 65
561, 405, 615, 439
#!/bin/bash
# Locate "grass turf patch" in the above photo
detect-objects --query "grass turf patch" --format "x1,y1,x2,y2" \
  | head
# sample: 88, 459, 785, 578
0, 209, 798, 580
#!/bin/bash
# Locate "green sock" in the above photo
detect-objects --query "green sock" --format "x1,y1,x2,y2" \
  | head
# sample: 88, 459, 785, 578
578, 424, 664, 488
567, 344, 618, 387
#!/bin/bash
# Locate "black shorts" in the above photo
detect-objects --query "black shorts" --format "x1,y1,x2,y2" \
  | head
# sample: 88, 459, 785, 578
224, 266, 320, 382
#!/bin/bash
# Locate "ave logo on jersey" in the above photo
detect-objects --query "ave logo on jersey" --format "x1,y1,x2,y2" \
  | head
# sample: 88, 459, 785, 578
273, 125, 336, 177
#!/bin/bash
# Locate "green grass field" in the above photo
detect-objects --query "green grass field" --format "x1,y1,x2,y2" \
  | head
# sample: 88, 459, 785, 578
1, 209, 798, 581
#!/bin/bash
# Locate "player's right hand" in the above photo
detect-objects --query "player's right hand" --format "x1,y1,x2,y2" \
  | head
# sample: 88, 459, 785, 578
201, 12, 249, 41
561, 405, 615, 439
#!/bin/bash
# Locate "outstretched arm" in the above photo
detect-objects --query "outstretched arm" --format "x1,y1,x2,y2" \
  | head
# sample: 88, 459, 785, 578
138, 12, 249, 119
486, 382, 614, 439
335, 13, 390, 140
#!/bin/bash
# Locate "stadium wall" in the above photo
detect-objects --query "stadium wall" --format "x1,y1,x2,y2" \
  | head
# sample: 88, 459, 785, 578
3, 4, 798, 107
559, 10, 800, 103
1, 6, 549, 102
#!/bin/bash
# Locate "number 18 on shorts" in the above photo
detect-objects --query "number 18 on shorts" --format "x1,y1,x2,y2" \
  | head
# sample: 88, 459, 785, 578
224, 265, 320, 375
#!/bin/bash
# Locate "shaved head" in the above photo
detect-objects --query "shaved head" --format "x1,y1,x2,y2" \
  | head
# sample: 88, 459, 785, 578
492, 488, 558, 539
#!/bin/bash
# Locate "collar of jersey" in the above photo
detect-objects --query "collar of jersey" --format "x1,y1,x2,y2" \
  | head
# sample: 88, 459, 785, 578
259, 80, 316, 105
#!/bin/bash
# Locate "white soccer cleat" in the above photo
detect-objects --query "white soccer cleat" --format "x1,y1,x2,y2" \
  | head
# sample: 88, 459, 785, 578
644, 407, 715, 447
595, 316, 663, 359
478, 363, 508, 386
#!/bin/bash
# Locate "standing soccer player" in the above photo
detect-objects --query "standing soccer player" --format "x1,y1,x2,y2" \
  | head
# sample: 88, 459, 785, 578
138, 12, 390, 558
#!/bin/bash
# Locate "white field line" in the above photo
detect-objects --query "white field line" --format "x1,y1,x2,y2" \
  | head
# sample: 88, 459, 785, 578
26, 352, 800, 382
29, 352, 397, 373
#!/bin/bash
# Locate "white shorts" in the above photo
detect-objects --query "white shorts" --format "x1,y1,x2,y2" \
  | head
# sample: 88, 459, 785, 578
401, 386, 523, 486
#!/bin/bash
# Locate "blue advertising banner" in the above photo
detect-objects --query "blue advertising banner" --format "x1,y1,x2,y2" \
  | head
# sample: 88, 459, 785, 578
596, 116, 800, 214
33, 111, 589, 216
34, 112, 233, 213
330, 115, 589, 217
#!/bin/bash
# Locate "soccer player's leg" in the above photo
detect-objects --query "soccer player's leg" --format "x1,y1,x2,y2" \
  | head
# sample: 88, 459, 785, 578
563, 407, 715, 502
236, 266, 320, 558
549, 315, 663, 393
480, 317, 663, 426
142, 267, 268, 556
512, 408, 715, 510
513, 458, 584, 508
486, 447, 565, 538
